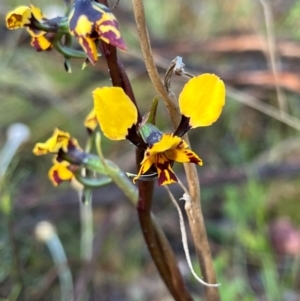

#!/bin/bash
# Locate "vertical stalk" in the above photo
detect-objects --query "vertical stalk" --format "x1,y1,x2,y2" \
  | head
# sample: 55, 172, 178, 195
136, 149, 193, 301
78, 191, 93, 261
95, 1, 193, 298
35, 222, 74, 301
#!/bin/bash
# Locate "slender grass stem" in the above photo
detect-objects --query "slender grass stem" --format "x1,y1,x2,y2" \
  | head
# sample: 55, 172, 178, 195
35, 221, 74, 301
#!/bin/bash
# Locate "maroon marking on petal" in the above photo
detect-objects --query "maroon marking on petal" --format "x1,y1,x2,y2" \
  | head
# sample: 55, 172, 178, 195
158, 168, 177, 186
126, 125, 146, 149
184, 151, 202, 164
31, 36, 52, 52
155, 155, 178, 185
177, 140, 185, 148
155, 158, 169, 171
97, 20, 127, 51
173, 115, 191, 137
52, 170, 63, 185
81, 38, 96, 65
68, 139, 77, 150
56, 151, 64, 162
184, 150, 202, 164
189, 157, 201, 164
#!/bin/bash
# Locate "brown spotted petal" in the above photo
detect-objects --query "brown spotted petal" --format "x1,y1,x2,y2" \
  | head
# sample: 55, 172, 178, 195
48, 160, 75, 186
156, 154, 178, 186
165, 148, 203, 165
31, 34, 53, 51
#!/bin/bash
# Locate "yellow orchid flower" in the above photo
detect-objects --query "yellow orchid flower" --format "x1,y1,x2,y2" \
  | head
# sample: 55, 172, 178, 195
133, 134, 202, 185
33, 129, 73, 155
68, 0, 126, 65
93, 73, 225, 185
33, 129, 81, 186
6, 5, 53, 51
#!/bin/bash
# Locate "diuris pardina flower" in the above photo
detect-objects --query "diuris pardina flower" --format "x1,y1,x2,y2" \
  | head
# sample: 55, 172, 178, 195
6, 5, 53, 51
33, 128, 81, 186
69, 0, 126, 65
93, 73, 226, 186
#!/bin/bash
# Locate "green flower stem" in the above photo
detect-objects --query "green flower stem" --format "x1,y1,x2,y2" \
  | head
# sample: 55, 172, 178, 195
78, 146, 137, 204
96, 159, 138, 205
33, 17, 69, 34
75, 172, 112, 188
53, 35, 87, 59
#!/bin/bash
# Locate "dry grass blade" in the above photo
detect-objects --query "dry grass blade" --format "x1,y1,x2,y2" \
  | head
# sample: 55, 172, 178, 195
258, 0, 287, 113
227, 87, 300, 132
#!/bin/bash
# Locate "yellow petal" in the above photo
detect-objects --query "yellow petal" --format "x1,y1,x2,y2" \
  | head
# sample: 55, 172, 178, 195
68, 10, 98, 64
78, 36, 98, 64
84, 108, 98, 131
30, 5, 44, 21
69, 13, 93, 36
31, 35, 52, 51
93, 87, 138, 140
48, 161, 74, 186
6, 6, 32, 29
146, 134, 182, 157
165, 148, 203, 165
33, 129, 71, 155
133, 156, 155, 183
179, 74, 225, 128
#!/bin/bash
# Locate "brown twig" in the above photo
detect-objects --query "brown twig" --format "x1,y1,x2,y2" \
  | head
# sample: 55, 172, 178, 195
131, 0, 180, 127
131, 1, 220, 300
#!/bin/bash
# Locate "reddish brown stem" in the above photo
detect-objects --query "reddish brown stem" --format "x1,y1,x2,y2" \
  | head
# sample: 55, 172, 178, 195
96, 2, 192, 299
137, 149, 193, 300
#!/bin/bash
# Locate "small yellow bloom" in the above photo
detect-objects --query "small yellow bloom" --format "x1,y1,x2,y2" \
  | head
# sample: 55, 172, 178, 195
68, 0, 126, 65
133, 134, 203, 185
6, 6, 32, 29
93, 73, 225, 186
6, 5, 53, 51
33, 129, 81, 186
6, 5, 43, 33
33, 129, 71, 155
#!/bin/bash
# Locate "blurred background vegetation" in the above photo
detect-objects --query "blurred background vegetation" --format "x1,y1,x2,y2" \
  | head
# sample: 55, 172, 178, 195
1, 0, 300, 300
